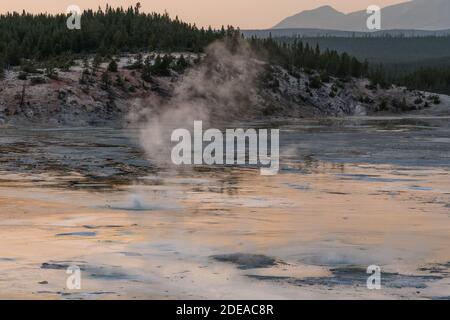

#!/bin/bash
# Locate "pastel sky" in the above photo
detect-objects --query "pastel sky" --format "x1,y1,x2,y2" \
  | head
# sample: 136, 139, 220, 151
0, 0, 409, 29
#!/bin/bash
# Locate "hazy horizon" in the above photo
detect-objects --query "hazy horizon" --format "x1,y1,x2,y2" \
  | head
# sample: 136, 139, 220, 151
0, 0, 409, 29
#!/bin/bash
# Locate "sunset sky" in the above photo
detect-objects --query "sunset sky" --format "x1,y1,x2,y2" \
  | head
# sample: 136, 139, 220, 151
0, 0, 409, 29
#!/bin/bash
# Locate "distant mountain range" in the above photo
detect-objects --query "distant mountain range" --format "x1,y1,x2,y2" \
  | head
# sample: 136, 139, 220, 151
242, 28, 450, 39
273, 0, 450, 31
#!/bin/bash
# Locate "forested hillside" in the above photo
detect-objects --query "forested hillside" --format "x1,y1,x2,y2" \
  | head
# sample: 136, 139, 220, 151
272, 36, 450, 94
0, 3, 224, 67
249, 37, 369, 79
0, 5, 369, 84
283, 36, 450, 64
0, 4, 448, 95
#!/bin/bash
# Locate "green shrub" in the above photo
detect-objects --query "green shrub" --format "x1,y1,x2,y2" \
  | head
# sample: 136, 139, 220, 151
430, 95, 441, 105
18, 71, 28, 80
115, 75, 124, 87
379, 100, 388, 111
20, 60, 40, 74
45, 66, 58, 80
30, 76, 46, 85
320, 72, 330, 83
309, 76, 322, 89
107, 59, 118, 72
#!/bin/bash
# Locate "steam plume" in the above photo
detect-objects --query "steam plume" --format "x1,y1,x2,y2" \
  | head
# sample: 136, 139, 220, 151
130, 39, 265, 166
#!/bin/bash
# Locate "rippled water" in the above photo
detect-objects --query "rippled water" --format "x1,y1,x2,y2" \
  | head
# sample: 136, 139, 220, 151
0, 116, 449, 299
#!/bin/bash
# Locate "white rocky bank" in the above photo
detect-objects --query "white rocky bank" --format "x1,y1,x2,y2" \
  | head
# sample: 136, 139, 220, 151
0, 53, 448, 126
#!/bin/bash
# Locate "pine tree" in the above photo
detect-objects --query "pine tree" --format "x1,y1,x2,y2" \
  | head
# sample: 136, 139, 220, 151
101, 71, 111, 90
141, 56, 152, 82
175, 54, 190, 72
92, 54, 102, 72
107, 59, 118, 72
0, 54, 5, 79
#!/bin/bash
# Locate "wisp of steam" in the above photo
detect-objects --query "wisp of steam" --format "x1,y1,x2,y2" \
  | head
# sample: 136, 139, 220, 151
129, 39, 266, 167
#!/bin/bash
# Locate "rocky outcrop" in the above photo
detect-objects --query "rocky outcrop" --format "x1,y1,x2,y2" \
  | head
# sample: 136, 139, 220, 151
0, 54, 448, 126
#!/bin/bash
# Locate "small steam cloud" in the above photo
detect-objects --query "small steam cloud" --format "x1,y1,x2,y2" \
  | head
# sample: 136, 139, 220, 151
129, 39, 266, 166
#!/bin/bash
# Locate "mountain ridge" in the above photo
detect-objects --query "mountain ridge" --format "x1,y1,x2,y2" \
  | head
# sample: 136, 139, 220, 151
274, 0, 450, 31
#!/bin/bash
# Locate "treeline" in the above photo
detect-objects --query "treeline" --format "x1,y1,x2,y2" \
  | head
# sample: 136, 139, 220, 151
273, 36, 450, 94
275, 36, 450, 65
395, 68, 450, 95
249, 37, 369, 79
363, 62, 450, 94
0, 3, 226, 68
1, 4, 448, 95
0, 4, 368, 84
